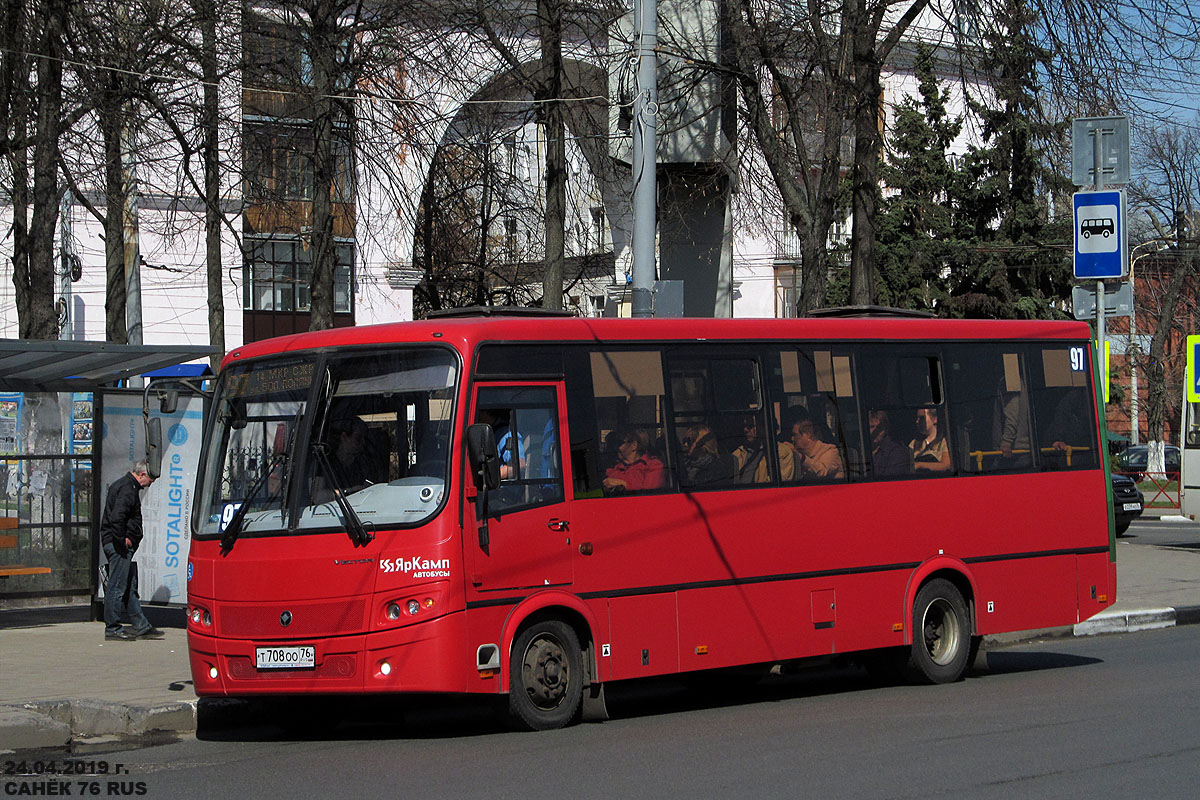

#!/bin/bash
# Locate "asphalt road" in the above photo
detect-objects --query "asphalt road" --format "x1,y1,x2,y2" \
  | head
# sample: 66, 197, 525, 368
1122, 515, 1200, 549
8, 623, 1200, 800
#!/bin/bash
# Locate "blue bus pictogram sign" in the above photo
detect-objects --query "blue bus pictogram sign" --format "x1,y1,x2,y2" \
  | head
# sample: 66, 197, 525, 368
1074, 190, 1126, 280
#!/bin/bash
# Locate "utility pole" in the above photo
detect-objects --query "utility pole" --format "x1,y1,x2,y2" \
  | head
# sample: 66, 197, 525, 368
58, 191, 73, 340
123, 118, 144, 389
1093, 131, 1105, 398
123, 121, 142, 349
630, 0, 657, 318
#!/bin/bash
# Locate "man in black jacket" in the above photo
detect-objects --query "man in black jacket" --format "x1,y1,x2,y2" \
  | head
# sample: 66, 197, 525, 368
101, 461, 164, 641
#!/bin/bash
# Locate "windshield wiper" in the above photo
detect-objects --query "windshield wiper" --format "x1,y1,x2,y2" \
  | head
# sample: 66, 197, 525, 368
220, 450, 287, 554
311, 442, 373, 547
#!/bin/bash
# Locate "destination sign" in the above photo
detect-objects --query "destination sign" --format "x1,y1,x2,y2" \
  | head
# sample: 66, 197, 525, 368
226, 361, 315, 397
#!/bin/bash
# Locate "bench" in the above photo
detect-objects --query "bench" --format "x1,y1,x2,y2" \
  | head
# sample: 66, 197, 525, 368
0, 522, 52, 578
0, 566, 52, 577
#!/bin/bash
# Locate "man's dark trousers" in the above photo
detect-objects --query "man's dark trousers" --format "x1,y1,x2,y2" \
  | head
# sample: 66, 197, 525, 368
102, 542, 153, 635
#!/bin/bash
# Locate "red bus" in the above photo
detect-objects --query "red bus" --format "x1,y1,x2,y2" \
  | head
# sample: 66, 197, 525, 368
186, 309, 1116, 730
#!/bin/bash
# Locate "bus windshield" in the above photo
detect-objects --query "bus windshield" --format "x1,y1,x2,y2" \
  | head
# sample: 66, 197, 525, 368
195, 347, 458, 539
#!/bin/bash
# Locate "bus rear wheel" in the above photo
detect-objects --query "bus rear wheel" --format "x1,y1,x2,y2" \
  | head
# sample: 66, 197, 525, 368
905, 579, 970, 684
508, 619, 583, 731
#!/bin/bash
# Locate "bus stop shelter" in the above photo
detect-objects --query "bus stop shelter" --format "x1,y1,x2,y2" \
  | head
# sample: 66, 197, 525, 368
0, 339, 216, 606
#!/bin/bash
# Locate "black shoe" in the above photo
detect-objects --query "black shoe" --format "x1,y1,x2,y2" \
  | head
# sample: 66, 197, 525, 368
133, 627, 165, 640
105, 629, 136, 641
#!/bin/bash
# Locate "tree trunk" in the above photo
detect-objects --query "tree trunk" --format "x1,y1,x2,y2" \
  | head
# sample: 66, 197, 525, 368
476, 144, 492, 306
101, 102, 128, 343
25, 0, 62, 340
538, 0, 565, 310
848, 31, 882, 307
200, 1, 224, 368
420, 174, 443, 312
1142, 232, 1196, 468
4, 0, 32, 337
307, 8, 339, 332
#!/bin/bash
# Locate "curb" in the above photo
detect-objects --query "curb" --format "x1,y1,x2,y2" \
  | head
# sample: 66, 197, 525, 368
1073, 607, 1177, 636
1, 698, 196, 754
975, 604, 1200, 652
1072, 604, 1200, 636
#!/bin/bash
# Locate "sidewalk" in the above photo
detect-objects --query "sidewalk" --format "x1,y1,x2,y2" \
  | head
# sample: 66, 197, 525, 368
4, 536, 1200, 752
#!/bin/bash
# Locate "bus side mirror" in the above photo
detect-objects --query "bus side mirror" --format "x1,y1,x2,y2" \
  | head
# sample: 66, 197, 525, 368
147, 417, 163, 479
159, 390, 179, 415
467, 423, 501, 490
222, 398, 247, 430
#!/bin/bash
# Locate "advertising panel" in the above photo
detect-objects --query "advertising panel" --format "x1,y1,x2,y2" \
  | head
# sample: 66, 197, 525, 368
99, 392, 204, 605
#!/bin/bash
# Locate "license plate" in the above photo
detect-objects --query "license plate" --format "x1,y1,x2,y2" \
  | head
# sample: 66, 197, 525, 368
1123, 502, 1142, 512
255, 645, 315, 669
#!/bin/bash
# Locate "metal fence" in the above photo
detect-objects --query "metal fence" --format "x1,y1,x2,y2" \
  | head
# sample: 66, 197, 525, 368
0, 454, 94, 598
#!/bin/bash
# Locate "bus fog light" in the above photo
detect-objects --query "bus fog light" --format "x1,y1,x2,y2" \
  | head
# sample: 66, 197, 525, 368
203, 610, 212, 627
406, 599, 420, 616
387, 602, 402, 620
208, 665, 218, 680
380, 661, 392, 676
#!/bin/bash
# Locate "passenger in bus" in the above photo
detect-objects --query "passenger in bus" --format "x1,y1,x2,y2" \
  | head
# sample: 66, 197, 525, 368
910, 407, 952, 473
788, 414, 845, 480
602, 429, 666, 493
681, 424, 735, 486
477, 408, 525, 480
732, 416, 795, 483
994, 378, 1031, 466
869, 410, 911, 476
1044, 388, 1091, 468
536, 416, 559, 478
313, 417, 373, 502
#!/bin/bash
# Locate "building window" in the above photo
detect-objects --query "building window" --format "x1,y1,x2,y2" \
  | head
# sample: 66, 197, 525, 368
244, 238, 354, 313
244, 121, 354, 204
590, 206, 606, 253
504, 218, 519, 260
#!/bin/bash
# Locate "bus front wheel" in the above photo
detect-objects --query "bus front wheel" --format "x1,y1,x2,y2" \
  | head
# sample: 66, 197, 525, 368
905, 579, 971, 684
508, 619, 583, 730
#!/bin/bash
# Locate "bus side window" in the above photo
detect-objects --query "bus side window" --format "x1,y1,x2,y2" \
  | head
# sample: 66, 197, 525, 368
1031, 346, 1097, 470
772, 349, 853, 484
668, 357, 764, 489
474, 386, 564, 516
589, 351, 670, 496
946, 346, 1029, 474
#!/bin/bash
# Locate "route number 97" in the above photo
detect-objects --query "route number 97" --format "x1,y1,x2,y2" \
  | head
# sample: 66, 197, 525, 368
1069, 346, 1087, 372
219, 503, 242, 532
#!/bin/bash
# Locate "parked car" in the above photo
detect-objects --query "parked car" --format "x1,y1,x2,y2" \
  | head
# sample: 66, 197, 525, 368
1112, 473, 1144, 536
1115, 445, 1180, 481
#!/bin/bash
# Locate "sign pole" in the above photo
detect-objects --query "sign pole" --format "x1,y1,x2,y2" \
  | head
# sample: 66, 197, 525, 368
1093, 130, 1105, 399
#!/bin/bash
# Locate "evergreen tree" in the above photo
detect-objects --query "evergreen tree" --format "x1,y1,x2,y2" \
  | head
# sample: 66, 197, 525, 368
875, 43, 963, 312
943, 0, 1073, 319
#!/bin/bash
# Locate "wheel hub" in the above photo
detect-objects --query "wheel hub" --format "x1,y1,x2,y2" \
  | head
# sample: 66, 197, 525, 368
922, 597, 961, 666
522, 635, 569, 709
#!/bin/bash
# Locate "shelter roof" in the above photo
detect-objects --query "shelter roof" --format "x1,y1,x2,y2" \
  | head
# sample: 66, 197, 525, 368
0, 339, 218, 393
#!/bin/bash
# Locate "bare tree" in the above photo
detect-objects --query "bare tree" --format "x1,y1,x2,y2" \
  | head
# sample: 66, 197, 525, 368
1128, 116, 1200, 472
197, 0, 228, 367
461, 0, 610, 310
2, 0, 65, 339
727, 0, 931, 313
58, 0, 194, 343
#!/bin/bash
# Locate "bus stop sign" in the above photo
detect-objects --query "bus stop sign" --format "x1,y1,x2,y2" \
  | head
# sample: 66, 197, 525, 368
1073, 189, 1126, 279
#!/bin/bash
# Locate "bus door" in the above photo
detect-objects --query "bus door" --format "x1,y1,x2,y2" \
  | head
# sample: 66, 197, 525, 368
1181, 398, 1200, 521
466, 384, 573, 591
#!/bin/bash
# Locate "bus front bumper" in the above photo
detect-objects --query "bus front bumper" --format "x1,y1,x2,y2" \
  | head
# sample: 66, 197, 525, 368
188, 611, 471, 696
